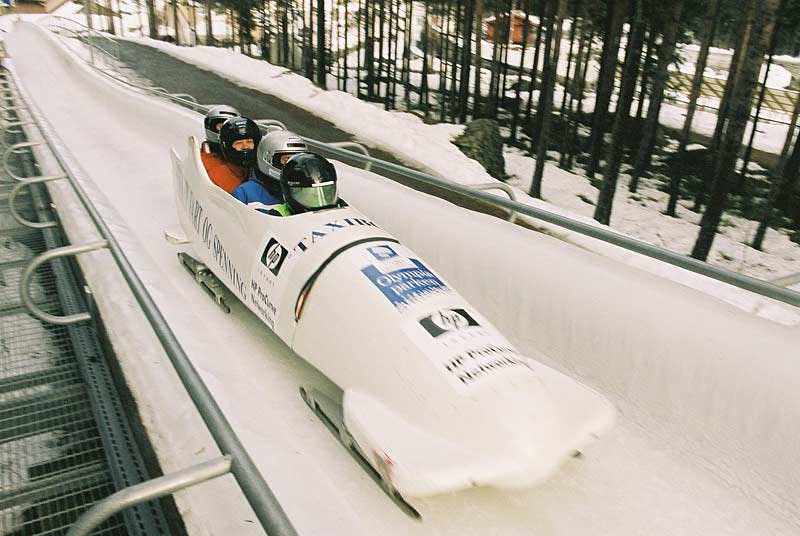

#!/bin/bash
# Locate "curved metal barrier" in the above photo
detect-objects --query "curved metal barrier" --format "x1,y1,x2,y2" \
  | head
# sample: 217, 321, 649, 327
9, 174, 63, 228
67, 456, 233, 536
21, 240, 109, 325
3, 47, 299, 536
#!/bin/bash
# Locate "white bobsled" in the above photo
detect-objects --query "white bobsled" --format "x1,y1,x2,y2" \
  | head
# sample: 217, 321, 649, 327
170, 136, 615, 511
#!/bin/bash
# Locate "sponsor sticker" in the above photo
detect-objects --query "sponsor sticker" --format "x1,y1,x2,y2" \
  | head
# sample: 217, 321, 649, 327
367, 244, 398, 261
419, 308, 480, 338
261, 238, 288, 276
361, 258, 449, 309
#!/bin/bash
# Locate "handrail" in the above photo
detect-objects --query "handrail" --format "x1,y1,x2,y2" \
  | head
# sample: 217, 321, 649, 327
44, 15, 120, 60
5, 58, 299, 536
21, 241, 110, 325
67, 456, 233, 536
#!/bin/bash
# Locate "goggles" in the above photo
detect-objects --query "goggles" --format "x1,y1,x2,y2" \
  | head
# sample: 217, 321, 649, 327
290, 181, 338, 209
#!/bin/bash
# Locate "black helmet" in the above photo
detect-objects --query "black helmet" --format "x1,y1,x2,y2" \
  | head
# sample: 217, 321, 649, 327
280, 153, 339, 214
204, 105, 240, 147
219, 117, 262, 166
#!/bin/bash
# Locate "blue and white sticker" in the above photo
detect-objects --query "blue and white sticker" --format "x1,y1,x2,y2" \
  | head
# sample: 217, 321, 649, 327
367, 244, 398, 261
362, 258, 449, 309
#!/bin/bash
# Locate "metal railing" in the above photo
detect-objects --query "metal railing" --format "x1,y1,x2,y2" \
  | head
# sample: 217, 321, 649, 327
3, 52, 298, 536
39, 19, 800, 310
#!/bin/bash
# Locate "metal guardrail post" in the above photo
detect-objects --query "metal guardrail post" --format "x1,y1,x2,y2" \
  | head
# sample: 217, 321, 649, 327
469, 183, 518, 222
3, 141, 45, 180
67, 456, 233, 536
771, 272, 800, 288
328, 141, 373, 171
8, 175, 65, 228
21, 240, 109, 325
255, 118, 288, 131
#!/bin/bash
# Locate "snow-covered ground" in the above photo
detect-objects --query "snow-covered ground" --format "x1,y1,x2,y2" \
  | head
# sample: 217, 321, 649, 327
7, 23, 800, 536
47, 23, 799, 325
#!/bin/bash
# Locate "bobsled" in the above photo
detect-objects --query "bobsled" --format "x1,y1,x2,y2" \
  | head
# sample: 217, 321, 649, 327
170, 136, 615, 516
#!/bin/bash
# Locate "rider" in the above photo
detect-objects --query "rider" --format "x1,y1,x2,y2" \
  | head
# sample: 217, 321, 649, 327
202, 105, 240, 154
232, 130, 308, 206
205, 116, 261, 193
268, 153, 342, 216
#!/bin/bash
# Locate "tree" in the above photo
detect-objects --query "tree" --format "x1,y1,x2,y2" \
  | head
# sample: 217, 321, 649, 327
458, 0, 476, 122
316, 0, 327, 87
530, 0, 567, 198
586, 0, 629, 178
691, 0, 781, 261
594, 0, 646, 224
752, 131, 800, 250
205, 0, 214, 44
627, 0, 685, 193
666, 0, 722, 216
145, 0, 158, 38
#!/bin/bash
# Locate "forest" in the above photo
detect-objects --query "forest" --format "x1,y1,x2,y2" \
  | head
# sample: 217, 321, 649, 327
97, 0, 800, 263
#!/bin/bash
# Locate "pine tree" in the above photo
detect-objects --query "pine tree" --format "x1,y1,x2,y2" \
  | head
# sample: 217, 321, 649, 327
628, 0, 685, 193
586, 0, 629, 178
530, 0, 566, 198
594, 0, 646, 224
692, 0, 781, 261
665, 0, 721, 216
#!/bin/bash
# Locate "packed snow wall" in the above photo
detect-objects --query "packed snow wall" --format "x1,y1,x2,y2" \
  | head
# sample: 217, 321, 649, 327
340, 168, 800, 522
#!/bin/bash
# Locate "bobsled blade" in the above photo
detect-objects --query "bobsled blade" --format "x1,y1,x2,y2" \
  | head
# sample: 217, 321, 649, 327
163, 226, 190, 245
177, 252, 231, 314
299, 387, 421, 520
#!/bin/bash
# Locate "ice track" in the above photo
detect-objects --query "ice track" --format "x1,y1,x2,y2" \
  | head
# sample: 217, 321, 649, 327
5, 22, 799, 535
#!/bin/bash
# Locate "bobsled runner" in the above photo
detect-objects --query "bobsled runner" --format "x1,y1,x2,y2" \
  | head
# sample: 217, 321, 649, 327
170, 136, 615, 517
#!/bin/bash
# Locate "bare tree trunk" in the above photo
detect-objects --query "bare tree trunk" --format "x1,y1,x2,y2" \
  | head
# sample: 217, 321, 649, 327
530, 0, 566, 198
752, 132, 800, 250
692, 0, 781, 261
666, 0, 721, 216
628, 0, 685, 193
594, 0, 645, 224
458, 0, 476, 122
523, 17, 544, 125
566, 22, 594, 170
145, 0, 158, 38
472, 0, 484, 116
634, 29, 656, 121
420, 3, 431, 112
509, 0, 534, 143
586, 0, 629, 178
316, 0, 327, 87
172, 0, 180, 44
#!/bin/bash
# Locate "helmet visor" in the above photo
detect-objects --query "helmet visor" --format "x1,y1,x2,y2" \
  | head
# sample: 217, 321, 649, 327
290, 182, 338, 210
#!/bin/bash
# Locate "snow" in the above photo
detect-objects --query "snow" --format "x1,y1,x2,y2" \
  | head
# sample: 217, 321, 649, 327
60, 25, 799, 325
7, 20, 800, 535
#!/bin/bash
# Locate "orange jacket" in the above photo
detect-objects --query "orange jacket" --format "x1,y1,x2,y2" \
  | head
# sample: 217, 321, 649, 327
201, 149, 247, 193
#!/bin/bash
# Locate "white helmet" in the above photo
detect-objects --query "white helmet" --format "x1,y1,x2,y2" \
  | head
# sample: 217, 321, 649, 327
204, 105, 240, 146
256, 131, 308, 182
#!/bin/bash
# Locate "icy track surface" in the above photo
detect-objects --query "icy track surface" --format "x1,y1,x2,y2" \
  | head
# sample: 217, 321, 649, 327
6, 23, 798, 535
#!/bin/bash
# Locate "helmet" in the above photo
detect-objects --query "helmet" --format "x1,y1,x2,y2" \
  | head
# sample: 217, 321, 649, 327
204, 105, 240, 147
219, 117, 262, 167
256, 131, 309, 183
280, 153, 339, 214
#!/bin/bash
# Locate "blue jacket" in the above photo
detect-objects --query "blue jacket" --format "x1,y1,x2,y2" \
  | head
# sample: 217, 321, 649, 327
231, 177, 283, 206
